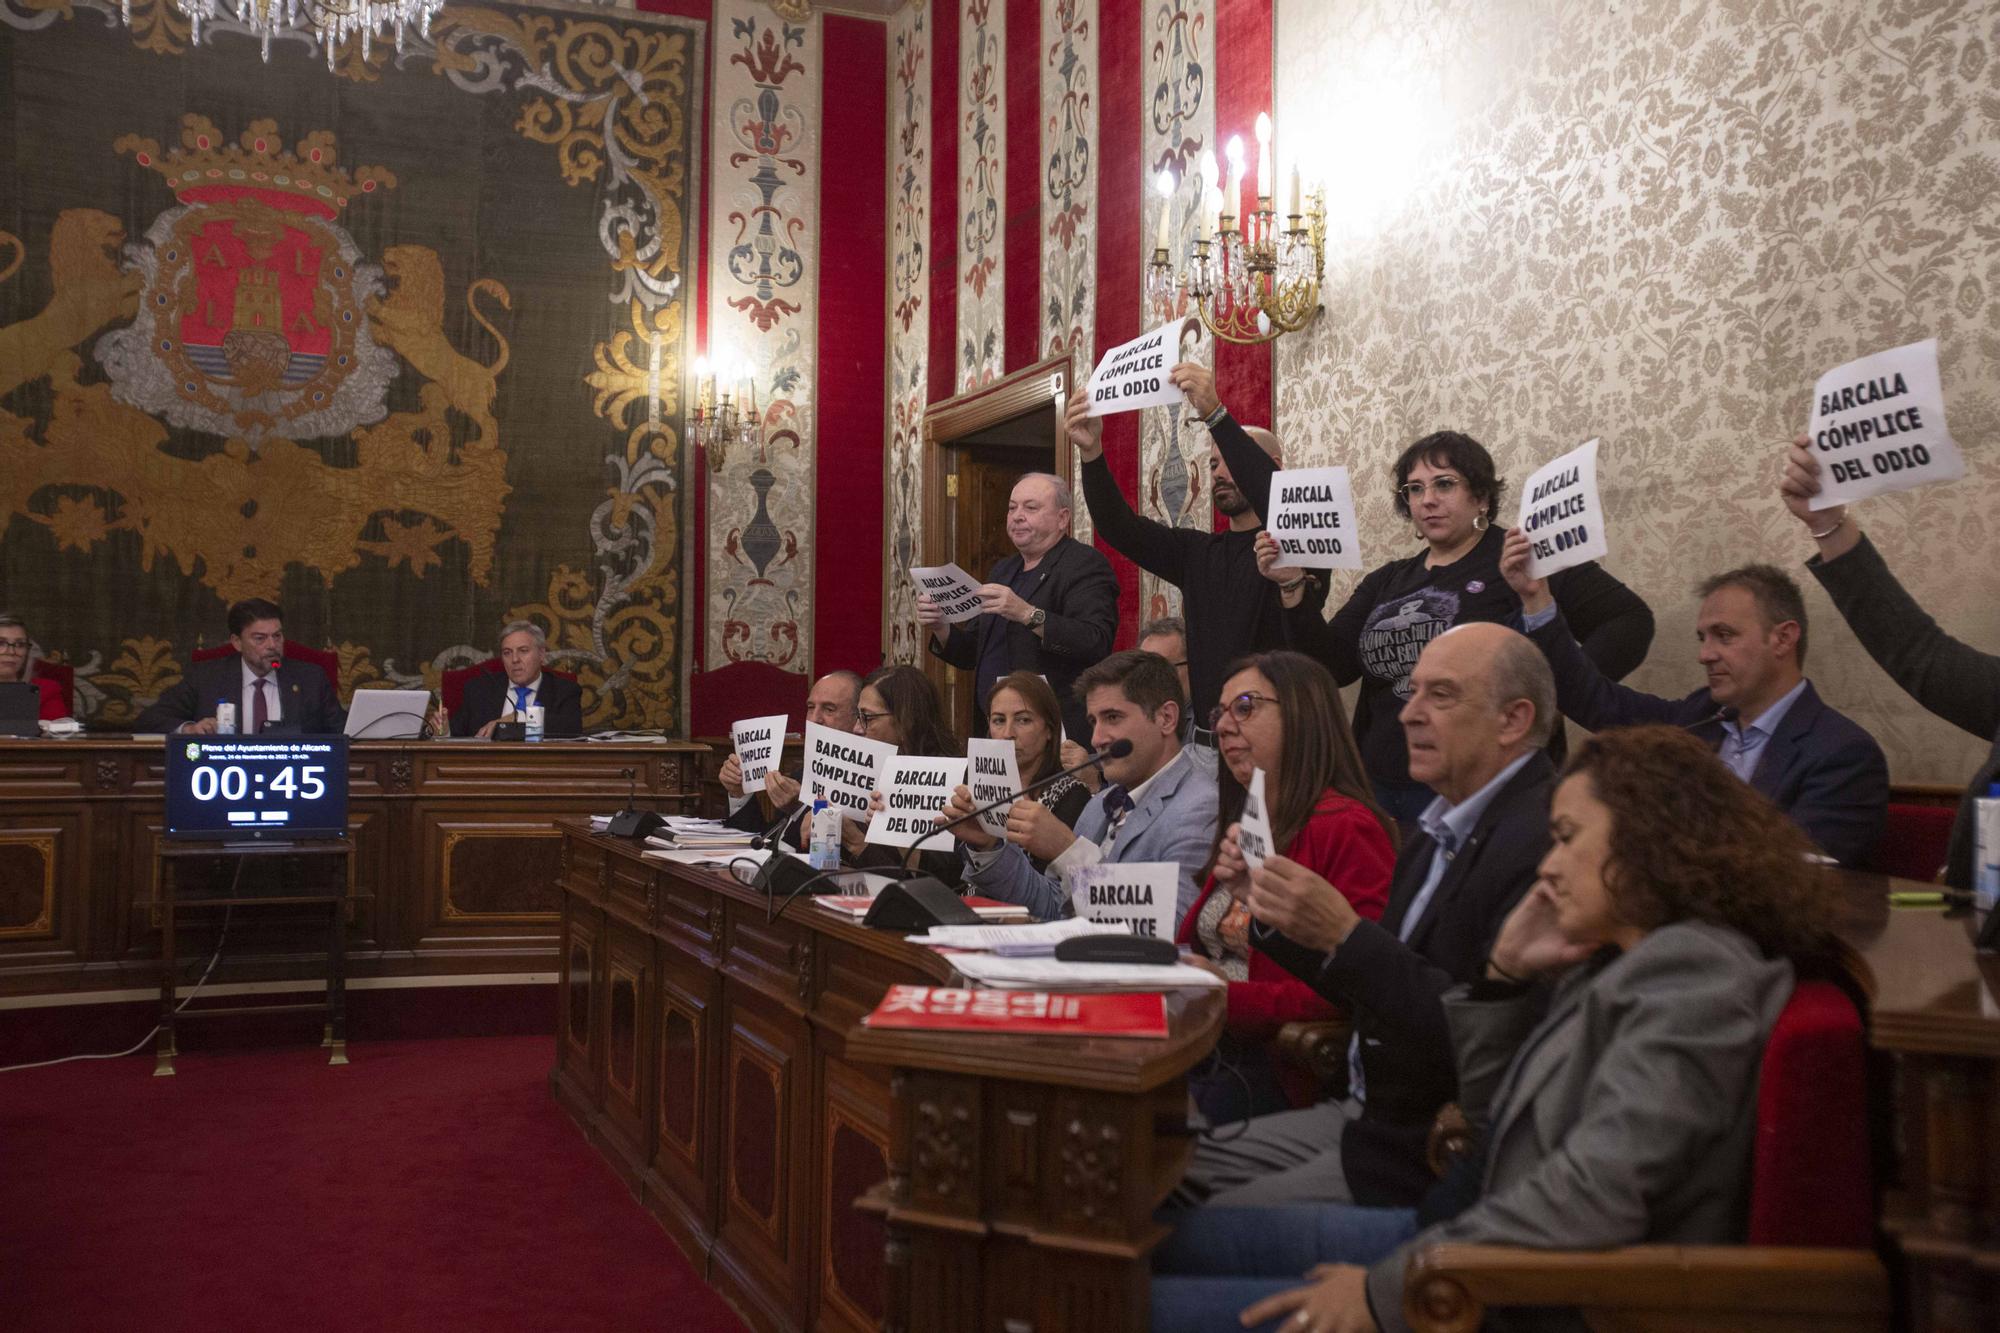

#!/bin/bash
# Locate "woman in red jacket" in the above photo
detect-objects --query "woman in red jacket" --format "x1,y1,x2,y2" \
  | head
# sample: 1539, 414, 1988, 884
1182, 650, 1395, 1123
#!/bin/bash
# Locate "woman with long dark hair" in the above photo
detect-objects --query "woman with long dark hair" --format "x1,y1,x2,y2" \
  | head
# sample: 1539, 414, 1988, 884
850, 663, 965, 886
1182, 651, 1395, 1123
1250, 431, 1652, 822
984, 671, 1089, 857
1153, 725, 1837, 1332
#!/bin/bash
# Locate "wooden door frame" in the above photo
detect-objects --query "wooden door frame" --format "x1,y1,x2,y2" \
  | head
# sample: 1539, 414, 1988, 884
917, 354, 1075, 721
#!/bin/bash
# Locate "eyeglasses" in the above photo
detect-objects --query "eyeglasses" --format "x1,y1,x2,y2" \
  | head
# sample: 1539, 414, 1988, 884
853, 708, 891, 729
0, 639, 28, 653
1397, 476, 1464, 503
1207, 692, 1280, 729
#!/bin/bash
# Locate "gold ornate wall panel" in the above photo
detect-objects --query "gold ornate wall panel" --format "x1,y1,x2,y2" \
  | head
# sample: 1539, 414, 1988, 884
1137, 0, 1214, 625
1274, 0, 2000, 784
705, 0, 820, 673
0, 0, 701, 730
882, 1, 931, 664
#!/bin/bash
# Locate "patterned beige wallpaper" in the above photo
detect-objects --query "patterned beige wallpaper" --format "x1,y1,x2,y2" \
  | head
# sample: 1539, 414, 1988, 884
1273, 0, 2000, 785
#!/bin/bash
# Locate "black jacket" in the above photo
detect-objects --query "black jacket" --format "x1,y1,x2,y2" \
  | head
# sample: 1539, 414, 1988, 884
1079, 412, 1327, 721
136, 656, 346, 735
928, 533, 1119, 739
1528, 609, 1888, 866
451, 671, 585, 738
1809, 534, 2000, 887
1255, 752, 1556, 1207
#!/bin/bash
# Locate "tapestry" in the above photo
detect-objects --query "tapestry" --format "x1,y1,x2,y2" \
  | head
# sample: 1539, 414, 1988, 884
957, 0, 1004, 390
1273, 0, 2000, 784
705, 0, 818, 673
1042, 0, 1096, 546
882, 0, 929, 665
1137, 0, 1213, 623
0, 0, 700, 729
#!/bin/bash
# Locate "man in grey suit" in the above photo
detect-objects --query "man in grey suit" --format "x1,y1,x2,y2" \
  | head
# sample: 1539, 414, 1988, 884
136, 598, 344, 735
943, 649, 1217, 927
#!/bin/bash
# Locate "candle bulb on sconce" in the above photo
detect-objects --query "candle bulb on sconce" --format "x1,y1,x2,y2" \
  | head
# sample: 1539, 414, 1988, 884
1253, 113, 1273, 206
1153, 169, 1175, 256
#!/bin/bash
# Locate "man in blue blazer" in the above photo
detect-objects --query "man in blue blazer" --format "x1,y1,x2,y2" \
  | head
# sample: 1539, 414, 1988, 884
1502, 541, 1887, 865
946, 649, 1216, 927
918, 472, 1119, 741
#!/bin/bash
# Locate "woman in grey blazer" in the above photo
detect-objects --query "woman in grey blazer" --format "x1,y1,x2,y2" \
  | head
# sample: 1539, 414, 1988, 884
1151, 726, 1838, 1333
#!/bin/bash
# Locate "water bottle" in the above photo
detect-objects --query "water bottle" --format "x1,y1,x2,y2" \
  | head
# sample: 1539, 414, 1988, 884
524, 704, 545, 742
1975, 782, 2000, 927
808, 799, 841, 872
215, 701, 236, 735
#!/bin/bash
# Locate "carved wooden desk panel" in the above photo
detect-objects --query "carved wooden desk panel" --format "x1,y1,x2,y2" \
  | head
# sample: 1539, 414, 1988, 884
1846, 882, 2000, 1333
0, 737, 703, 996
551, 821, 1225, 1333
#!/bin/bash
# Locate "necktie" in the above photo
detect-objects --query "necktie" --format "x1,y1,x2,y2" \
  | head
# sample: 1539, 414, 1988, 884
251, 677, 269, 734
514, 685, 530, 717
1101, 785, 1134, 839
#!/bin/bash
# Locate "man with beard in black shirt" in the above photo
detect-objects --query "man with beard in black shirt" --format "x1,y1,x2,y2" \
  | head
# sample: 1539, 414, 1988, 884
1064, 363, 1324, 724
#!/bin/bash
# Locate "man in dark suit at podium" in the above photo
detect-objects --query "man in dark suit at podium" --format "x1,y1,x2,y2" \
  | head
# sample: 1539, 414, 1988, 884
136, 598, 346, 735
442, 621, 584, 738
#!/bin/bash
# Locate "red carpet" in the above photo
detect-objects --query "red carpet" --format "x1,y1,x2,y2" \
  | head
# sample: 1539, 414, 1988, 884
0, 1035, 748, 1333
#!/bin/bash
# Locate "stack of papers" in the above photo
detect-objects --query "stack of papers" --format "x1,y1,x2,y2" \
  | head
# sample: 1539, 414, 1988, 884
947, 952, 1223, 992
644, 818, 758, 850
913, 918, 1129, 956
643, 846, 770, 869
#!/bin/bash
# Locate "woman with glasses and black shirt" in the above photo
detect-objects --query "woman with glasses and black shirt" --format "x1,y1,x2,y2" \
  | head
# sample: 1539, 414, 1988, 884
0, 614, 68, 721
1181, 651, 1397, 1123
1241, 432, 1654, 823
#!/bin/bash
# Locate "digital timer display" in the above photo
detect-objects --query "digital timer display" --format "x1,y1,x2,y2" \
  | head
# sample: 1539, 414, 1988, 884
164, 737, 349, 841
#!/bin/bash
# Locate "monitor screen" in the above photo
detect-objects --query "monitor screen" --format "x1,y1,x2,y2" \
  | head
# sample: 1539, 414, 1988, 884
164, 737, 350, 840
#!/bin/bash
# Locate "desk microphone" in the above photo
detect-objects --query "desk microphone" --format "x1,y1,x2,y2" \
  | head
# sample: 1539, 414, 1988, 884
748, 802, 816, 893
931, 739, 1132, 836
605, 766, 664, 839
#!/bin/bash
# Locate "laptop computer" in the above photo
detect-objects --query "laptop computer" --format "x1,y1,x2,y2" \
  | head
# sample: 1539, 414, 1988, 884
344, 688, 433, 741
0, 681, 40, 738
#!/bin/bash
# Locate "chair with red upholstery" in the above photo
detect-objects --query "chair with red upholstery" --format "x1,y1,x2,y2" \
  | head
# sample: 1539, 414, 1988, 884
1863, 801, 1957, 884
1404, 978, 1887, 1332
440, 659, 578, 715
30, 659, 75, 718
190, 640, 342, 697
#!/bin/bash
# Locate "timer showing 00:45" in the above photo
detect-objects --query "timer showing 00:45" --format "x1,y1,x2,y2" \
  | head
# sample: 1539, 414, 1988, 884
187, 765, 328, 803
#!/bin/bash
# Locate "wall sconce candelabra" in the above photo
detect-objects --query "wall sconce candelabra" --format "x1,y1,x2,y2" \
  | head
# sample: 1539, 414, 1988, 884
690, 357, 762, 474
1146, 112, 1326, 345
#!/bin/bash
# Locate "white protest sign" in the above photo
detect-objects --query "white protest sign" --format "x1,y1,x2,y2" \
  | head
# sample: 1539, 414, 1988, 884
866, 756, 969, 849
908, 562, 987, 623
1067, 861, 1178, 939
801, 721, 897, 824
1084, 317, 1197, 417
1265, 466, 1362, 571
1235, 767, 1276, 871
1805, 338, 1963, 510
730, 714, 789, 794
966, 737, 1022, 838
1517, 438, 1609, 579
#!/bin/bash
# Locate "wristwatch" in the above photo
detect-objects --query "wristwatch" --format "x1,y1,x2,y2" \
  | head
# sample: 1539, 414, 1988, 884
1028, 608, 1047, 631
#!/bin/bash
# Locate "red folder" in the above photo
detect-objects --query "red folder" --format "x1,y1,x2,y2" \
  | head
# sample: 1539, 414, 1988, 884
862, 986, 1169, 1037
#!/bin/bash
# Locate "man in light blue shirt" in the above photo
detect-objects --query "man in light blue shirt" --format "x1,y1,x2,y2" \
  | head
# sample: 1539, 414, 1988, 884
1504, 548, 1886, 865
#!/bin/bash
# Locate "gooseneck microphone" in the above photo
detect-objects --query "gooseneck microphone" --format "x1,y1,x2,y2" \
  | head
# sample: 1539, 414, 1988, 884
1683, 705, 1740, 731
932, 738, 1134, 836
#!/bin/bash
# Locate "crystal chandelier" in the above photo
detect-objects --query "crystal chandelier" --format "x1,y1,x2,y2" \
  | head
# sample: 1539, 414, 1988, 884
1147, 113, 1326, 345
129, 0, 445, 68
690, 358, 763, 474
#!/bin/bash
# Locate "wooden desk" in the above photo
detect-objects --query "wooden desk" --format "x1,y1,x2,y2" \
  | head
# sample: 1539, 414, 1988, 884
0, 736, 704, 998
1838, 874, 2000, 1331
550, 821, 1224, 1333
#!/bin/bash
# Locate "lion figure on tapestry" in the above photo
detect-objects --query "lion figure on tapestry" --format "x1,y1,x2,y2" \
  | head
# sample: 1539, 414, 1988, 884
0, 210, 141, 401
366, 245, 513, 446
